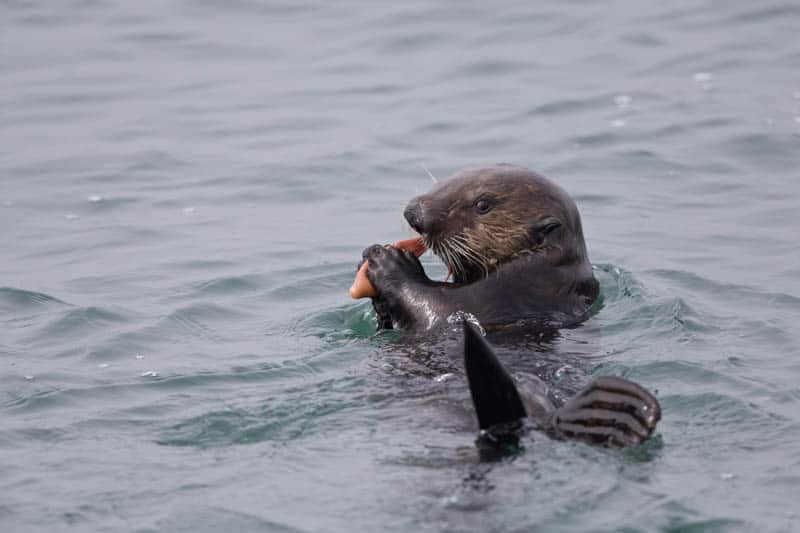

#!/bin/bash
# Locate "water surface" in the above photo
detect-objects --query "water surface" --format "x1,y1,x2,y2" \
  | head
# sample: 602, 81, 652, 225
2, 1, 800, 531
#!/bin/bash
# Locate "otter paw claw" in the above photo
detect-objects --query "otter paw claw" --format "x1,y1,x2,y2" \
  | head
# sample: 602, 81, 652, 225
550, 376, 661, 447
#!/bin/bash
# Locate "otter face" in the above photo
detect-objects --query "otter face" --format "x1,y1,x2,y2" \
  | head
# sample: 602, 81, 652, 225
404, 166, 582, 284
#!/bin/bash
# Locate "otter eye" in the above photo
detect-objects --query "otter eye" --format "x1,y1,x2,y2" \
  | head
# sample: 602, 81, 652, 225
542, 221, 561, 234
475, 199, 492, 214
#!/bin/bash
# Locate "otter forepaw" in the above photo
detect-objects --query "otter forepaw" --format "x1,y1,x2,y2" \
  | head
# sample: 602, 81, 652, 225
550, 376, 661, 447
362, 244, 428, 295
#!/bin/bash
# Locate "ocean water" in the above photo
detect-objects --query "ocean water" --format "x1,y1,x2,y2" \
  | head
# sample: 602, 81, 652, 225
2, 0, 800, 531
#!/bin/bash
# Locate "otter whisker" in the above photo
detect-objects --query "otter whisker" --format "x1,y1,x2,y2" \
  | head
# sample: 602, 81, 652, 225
421, 164, 438, 184
437, 238, 461, 281
428, 229, 496, 284
448, 233, 490, 280
436, 239, 465, 282
447, 239, 470, 269
440, 232, 488, 283
440, 243, 462, 281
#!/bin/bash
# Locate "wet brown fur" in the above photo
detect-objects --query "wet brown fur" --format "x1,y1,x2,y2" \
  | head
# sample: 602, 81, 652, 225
411, 166, 588, 284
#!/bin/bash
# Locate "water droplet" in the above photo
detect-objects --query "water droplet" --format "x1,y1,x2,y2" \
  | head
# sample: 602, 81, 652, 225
613, 94, 632, 108
141, 370, 159, 378
87, 195, 103, 203
611, 119, 626, 128
98, 363, 110, 369
65, 213, 79, 220
555, 365, 572, 379
135, 355, 144, 360
434, 373, 454, 383
720, 473, 735, 480
442, 494, 460, 507
182, 207, 196, 214
693, 72, 712, 83
24, 375, 35, 381
693, 72, 713, 90
447, 311, 484, 335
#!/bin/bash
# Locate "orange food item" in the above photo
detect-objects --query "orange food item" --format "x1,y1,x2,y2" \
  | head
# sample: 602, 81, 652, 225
349, 238, 426, 299
392, 237, 427, 257
349, 262, 376, 299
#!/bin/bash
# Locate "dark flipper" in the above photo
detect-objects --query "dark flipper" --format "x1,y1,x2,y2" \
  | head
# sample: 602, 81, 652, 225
550, 376, 661, 447
463, 321, 527, 430
355, 257, 393, 330
371, 297, 394, 330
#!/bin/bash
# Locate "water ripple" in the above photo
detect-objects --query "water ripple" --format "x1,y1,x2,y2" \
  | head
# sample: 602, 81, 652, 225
158, 375, 366, 447
2, 0, 800, 530
0, 287, 68, 313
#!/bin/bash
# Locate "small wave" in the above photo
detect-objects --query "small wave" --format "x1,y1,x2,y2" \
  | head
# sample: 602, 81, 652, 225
720, 133, 800, 171
0, 427, 68, 447
663, 391, 787, 437
182, 274, 263, 298
449, 59, 528, 78
594, 264, 646, 304
411, 121, 462, 135
527, 94, 612, 116
294, 303, 377, 341
124, 150, 190, 174
119, 30, 195, 44
727, 4, 800, 24
594, 264, 720, 343
156, 303, 249, 342
648, 513, 744, 533
158, 376, 364, 447
648, 268, 800, 309
373, 31, 451, 54
78, 195, 142, 212
160, 258, 238, 271
605, 296, 716, 342
1, 355, 328, 415
572, 193, 619, 206
0, 287, 67, 313
154, 507, 307, 533
266, 265, 353, 302
604, 359, 756, 390
21, 306, 132, 346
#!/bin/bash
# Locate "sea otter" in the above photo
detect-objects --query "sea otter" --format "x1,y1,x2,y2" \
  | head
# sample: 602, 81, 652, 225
361, 165, 598, 331
359, 165, 661, 447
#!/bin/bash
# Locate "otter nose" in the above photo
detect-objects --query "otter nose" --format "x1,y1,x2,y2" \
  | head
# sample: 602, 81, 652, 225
404, 200, 426, 234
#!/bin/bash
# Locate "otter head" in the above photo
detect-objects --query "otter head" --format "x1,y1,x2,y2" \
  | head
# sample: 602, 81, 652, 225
404, 165, 589, 284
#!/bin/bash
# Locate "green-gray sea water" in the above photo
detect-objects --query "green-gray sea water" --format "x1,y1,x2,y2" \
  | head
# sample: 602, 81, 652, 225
2, 1, 800, 531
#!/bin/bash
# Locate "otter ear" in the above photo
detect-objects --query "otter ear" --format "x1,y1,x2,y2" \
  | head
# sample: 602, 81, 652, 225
463, 321, 527, 430
529, 217, 562, 245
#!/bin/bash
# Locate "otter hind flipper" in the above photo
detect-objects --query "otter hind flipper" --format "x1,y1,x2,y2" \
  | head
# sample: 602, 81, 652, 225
462, 321, 527, 430
550, 376, 661, 447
